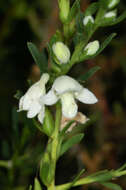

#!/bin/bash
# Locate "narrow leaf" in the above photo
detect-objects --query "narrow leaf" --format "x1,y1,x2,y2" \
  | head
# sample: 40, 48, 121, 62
78, 66, 100, 81
108, 11, 126, 26
60, 133, 84, 156
95, 33, 116, 56
29, 185, 32, 190
84, 2, 99, 16
117, 163, 126, 171
68, 169, 85, 189
68, 0, 80, 22
34, 178, 42, 190
27, 42, 47, 74
101, 182, 122, 190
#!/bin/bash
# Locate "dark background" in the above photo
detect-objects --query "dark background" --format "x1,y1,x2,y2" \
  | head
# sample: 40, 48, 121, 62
0, 0, 126, 189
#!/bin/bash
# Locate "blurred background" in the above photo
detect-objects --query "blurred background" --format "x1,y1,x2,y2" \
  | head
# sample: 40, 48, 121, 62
0, 0, 126, 189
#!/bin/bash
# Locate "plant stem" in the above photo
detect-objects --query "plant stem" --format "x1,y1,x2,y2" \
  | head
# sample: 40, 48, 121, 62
48, 102, 62, 190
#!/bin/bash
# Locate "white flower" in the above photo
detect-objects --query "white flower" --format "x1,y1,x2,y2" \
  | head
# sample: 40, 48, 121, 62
18, 73, 49, 124
52, 42, 70, 64
42, 75, 98, 119
108, 0, 120, 9
84, 41, 100, 56
83, 15, 94, 26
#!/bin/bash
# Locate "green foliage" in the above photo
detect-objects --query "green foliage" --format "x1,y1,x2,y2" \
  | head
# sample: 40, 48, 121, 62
67, 0, 80, 22
101, 182, 122, 190
78, 66, 101, 82
84, 2, 99, 16
42, 108, 55, 137
40, 158, 54, 186
34, 178, 42, 190
60, 133, 84, 156
29, 185, 32, 190
27, 42, 48, 74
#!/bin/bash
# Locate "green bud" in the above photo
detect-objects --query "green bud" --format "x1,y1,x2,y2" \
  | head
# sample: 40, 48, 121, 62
83, 15, 94, 26
42, 108, 54, 136
58, 0, 70, 23
108, 0, 120, 9
84, 41, 100, 56
52, 42, 70, 64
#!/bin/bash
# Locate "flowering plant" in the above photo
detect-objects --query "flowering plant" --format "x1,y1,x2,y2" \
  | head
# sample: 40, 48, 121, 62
14, 0, 126, 189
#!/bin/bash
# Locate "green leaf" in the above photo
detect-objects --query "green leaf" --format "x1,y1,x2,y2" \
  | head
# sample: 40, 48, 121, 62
34, 178, 42, 190
76, 11, 84, 33
40, 152, 54, 186
90, 171, 114, 182
107, 11, 126, 26
29, 185, 32, 190
27, 42, 48, 74
95, 33, 116, 56
49, 30, 63, 46
68, 0, 80, 22
68, 169, 85, 189
84, 2, 99, 16
78, 66, 100, 82
117, 163, 126, 171
101, 182, 122, 190
60, 133, 84, 156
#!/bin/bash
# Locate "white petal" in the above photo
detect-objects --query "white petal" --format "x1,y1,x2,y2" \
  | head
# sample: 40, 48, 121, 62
22, 94, 32, 110
76, 88, 98, 104
38, 105, 45, 124
61, 92, 78, 118
39, 73, 50, 87
52, 75, 83, 95
41, 90, 58, 105
27, 101, 41, 118
27, 85, 43, 99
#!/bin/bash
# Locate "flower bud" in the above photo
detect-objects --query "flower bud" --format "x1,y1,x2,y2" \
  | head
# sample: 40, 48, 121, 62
58, 0, 70, 23
42, 108, 54, 137
108, 0, 120, 9
84, 41, 100, 56
83, 15, 94, 26
104, 10, 116, 18
52, 42, 70, 64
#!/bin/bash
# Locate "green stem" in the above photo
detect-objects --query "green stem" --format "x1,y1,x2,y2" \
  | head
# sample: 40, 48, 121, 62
48, 102, 62, 190
0, 160, 12, 169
